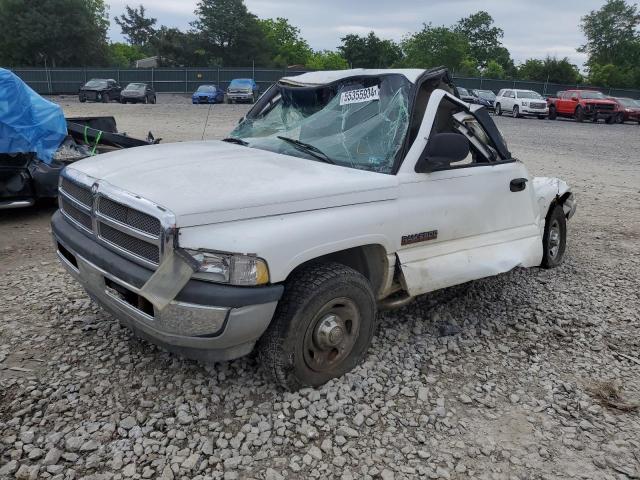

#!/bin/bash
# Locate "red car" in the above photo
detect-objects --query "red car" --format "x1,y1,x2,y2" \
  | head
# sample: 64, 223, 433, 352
608, 97, 640, 124
547, 90, 617, 123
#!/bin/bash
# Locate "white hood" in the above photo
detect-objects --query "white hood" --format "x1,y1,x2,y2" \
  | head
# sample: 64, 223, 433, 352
70, 141, 398, 227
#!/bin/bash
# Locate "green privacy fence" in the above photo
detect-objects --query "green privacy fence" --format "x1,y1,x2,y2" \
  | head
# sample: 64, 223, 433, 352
9, 67, 640, 99
10, 67, 307, 95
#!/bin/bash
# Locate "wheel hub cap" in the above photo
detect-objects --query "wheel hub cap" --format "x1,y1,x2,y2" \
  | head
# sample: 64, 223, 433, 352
315, 315, 345, 349
303, 298, 361, 374
549, 220, 560, 258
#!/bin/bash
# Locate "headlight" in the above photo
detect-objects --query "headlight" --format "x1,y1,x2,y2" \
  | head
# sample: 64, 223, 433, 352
185, 249, 270, 286
521, 101, 528, 107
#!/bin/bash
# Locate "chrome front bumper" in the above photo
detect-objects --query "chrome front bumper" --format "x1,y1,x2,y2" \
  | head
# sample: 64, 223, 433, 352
53, 225, 279, 363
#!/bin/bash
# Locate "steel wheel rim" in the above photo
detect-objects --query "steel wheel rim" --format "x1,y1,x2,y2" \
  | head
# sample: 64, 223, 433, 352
303, 297, 360, 373
548, 219, 561, 258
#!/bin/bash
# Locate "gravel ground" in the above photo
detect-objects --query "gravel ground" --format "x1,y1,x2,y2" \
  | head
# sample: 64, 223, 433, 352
1, 96, 639, 480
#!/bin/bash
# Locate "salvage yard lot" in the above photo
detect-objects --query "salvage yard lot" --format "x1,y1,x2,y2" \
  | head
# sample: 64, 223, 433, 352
1, 95, 639, 479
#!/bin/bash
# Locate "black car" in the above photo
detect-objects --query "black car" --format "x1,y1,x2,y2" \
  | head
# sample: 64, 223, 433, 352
470, 89, 497, 110
455, 86, 476, 103
79, 79, 122, 103
120, 83, 157, 104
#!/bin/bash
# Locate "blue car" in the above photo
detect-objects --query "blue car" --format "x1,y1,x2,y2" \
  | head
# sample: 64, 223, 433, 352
192, 85, 224, 104
226, 78, 259, 103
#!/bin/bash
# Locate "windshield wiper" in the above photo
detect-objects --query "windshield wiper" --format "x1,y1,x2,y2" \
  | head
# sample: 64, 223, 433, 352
276, 136, 335, 164
222, 137, 249, 146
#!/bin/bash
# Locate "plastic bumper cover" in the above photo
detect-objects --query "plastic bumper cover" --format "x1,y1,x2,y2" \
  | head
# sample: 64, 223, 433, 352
51, 211, 282, 362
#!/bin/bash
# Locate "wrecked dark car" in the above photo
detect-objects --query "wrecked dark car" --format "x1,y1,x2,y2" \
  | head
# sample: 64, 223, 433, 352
0, 68, 158, 209
79, 78, 122, 103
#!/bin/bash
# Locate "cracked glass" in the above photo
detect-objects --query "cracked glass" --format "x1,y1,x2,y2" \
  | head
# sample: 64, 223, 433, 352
229, 75, 411, 174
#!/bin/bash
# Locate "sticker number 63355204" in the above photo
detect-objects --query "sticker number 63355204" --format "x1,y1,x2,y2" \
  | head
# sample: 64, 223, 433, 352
339, 86, 380, 106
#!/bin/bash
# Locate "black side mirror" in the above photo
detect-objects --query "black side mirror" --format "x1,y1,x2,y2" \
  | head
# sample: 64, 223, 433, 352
416, 133, 470, 173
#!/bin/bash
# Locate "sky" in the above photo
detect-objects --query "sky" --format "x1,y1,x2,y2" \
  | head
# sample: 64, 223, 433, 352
105, 0, 609, 68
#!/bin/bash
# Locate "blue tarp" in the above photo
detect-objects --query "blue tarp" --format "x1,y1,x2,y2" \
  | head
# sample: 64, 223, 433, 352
0, 68, 67, 163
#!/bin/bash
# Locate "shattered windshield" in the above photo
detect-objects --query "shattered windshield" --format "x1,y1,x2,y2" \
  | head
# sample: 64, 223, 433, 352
229, 75, 410, 174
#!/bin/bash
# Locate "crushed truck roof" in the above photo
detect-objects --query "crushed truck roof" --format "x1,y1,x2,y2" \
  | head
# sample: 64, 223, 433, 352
280, 68, 429, 86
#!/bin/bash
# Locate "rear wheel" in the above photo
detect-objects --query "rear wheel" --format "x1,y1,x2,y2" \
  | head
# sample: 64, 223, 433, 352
574, 106, 584, 122
513, 105, 521, 118
258, 262, 377, 390
79, 95, 86, 103
541, 205, 567, 269
495, 103, 502, 116
151, 96, 157, 104
143, 96, 149, 104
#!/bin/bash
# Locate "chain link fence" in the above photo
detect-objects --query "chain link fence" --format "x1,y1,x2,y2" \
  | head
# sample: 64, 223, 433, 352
10, 67, 640, 100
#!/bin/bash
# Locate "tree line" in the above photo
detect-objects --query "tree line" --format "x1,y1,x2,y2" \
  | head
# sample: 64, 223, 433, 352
0, 0, 639, 89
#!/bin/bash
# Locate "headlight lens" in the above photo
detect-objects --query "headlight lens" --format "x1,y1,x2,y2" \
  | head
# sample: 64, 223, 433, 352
185, 249, 269, 286
521, 101, 529, 106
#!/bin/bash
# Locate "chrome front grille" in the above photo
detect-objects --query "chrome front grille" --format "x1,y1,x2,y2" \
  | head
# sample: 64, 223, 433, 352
98, 223, 161, 263
97, 197, 161, 236
61, 177, 92, 207
530, 102, 547, 109
58, 171, 174, 268
59, 195, 92, 231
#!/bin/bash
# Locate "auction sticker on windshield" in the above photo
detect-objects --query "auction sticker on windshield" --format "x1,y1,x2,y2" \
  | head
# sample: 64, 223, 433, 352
340, 86, 380, 106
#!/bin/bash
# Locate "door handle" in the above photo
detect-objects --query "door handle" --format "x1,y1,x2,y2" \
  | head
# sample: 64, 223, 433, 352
510, 178, 528, 192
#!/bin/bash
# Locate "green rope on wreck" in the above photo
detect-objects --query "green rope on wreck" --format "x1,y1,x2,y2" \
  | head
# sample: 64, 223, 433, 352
91, 130, 102, 156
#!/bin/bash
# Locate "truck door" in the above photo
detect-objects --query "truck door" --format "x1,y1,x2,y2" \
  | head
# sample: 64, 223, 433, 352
396, 91, 542, 296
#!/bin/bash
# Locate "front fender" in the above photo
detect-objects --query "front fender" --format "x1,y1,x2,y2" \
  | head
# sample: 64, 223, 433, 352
176, 201, 396, 283
532, 177, 575, 223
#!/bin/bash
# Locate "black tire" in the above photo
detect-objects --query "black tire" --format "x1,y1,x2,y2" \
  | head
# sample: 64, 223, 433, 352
495, 103, 502, 116
538, 115, 545, 119
102, 93, 110, 103
151, 96, 157, 104
143, 96, 149, 104
513, 105, 521, 118
258, 262, 377, 390
615, 113, 624, 124
79, 95, 86, 103
548, 106, 557, 120
541, 204, 567, 269
574, 106, 584, 122
120, 98, 126, 104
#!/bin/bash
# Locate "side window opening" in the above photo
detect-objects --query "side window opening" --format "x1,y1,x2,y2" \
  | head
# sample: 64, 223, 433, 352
428, 97, 500, 168
407, 79, 454, 148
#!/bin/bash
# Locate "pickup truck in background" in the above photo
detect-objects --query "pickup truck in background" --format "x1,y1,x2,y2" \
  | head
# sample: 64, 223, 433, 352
547, 90, 618, 123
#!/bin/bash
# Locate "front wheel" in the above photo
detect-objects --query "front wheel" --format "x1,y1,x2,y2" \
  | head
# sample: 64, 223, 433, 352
102, 93, 110, 103
495, 103, 502, 116
548, 106, 557, 120
513, 105, 521, 118
574, 106, 584, 122
615, 113, 624, 124
258, 262, 377, 390
541, 204, 567, 269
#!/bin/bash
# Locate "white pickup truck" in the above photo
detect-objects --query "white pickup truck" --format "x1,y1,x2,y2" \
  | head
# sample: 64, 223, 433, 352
52, 68, 576, 389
